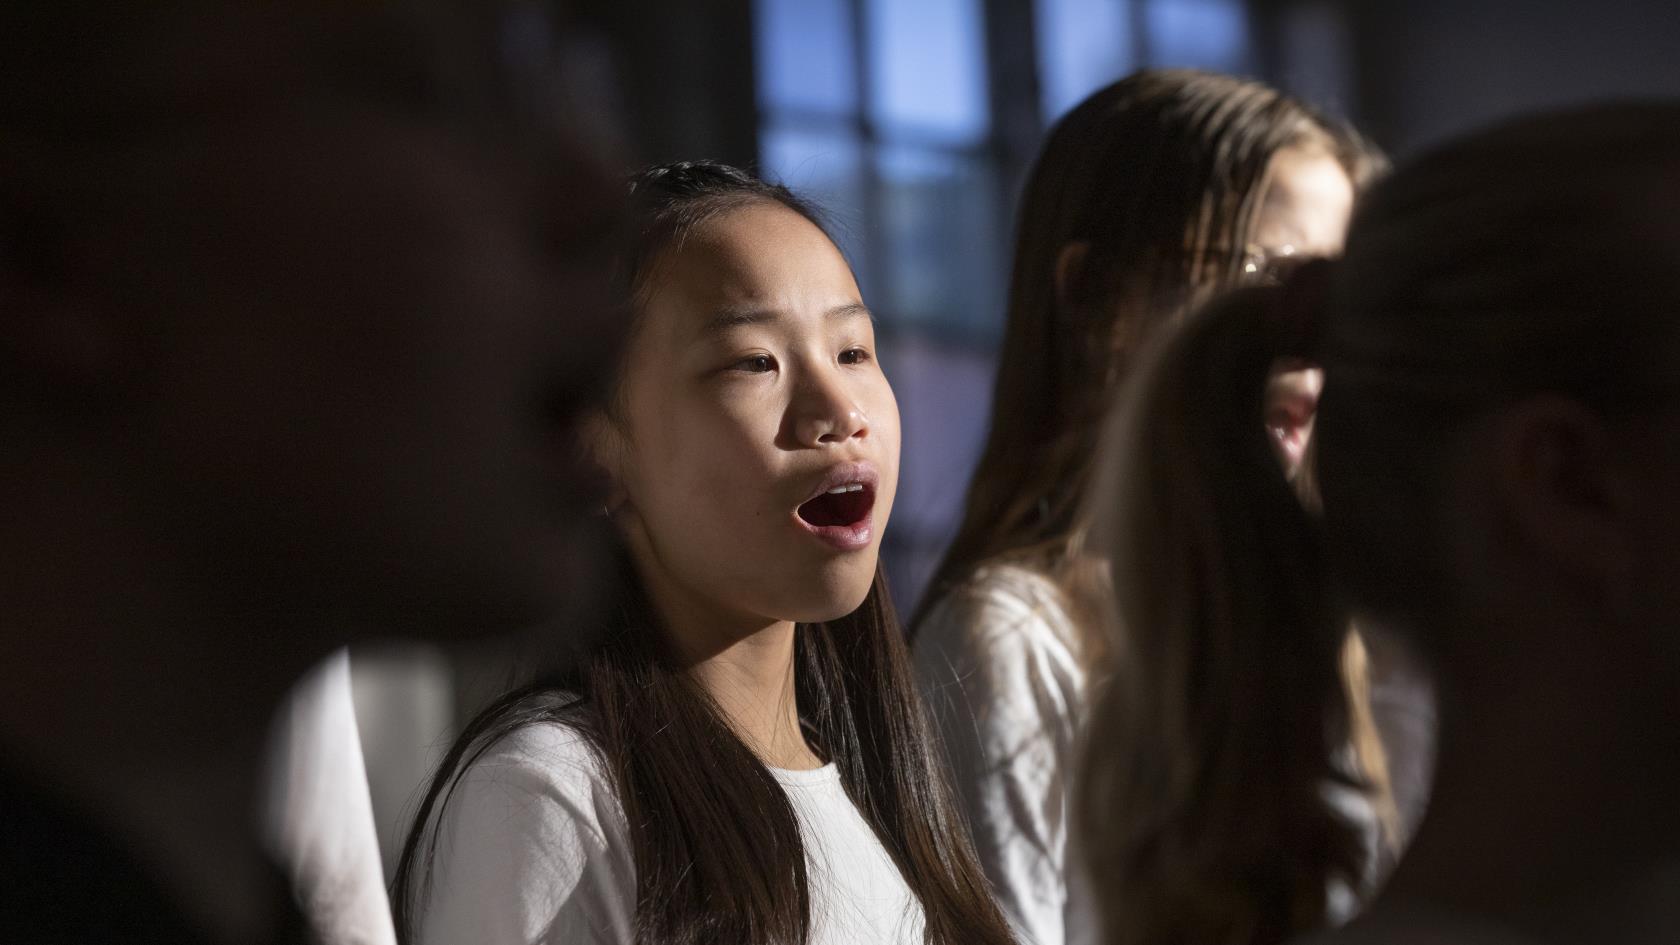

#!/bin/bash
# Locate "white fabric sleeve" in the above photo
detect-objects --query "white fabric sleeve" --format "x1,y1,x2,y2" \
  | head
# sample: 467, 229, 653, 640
264, 649, 397, 945
415, 728, 635, 945
914, 586, 1084, 945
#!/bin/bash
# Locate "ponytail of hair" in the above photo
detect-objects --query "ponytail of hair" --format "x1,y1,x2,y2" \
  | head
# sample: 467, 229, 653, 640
1080, 261, 1374, 945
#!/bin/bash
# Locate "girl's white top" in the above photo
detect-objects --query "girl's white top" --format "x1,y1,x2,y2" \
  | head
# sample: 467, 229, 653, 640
913, 561, 1099, 945
414, 720, 927, 945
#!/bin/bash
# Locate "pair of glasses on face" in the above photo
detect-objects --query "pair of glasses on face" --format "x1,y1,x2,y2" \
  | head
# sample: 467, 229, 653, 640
1238, 243, 1301, 285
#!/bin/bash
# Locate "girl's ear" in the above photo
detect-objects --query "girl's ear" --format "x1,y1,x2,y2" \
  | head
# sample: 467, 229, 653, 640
581, 408, 629, 512
1481, 394, 1633, 613
1054, 240, 1092, 312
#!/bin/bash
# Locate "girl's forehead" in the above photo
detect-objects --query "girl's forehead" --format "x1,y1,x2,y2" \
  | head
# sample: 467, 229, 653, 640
1254, 148, 1355, 257
684, 202, 840, 271
648, 204, 861, 326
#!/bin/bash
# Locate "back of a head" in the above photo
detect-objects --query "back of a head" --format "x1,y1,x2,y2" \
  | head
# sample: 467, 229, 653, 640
1318, 103, 1680, 625
1082, 102, 1680, 945
923, 68, 1378, 628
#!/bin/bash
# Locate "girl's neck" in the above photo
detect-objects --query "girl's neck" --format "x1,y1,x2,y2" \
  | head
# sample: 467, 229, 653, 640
637, 562, 823, 771
686, 620, 824, 771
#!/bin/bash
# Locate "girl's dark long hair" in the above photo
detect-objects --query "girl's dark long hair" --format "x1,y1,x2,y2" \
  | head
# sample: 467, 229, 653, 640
391, 161, 1015, 945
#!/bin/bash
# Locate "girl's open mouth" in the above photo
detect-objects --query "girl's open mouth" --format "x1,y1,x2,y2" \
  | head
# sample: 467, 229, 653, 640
794, 472, 877, 551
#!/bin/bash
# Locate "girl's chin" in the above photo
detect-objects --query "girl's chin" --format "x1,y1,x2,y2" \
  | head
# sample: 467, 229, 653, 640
777, 565, 881, 624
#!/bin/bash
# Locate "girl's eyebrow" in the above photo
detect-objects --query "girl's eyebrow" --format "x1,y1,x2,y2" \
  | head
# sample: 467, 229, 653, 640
701, 302, 874, 336
702, 306, 777, 336
828, 302, 875, 324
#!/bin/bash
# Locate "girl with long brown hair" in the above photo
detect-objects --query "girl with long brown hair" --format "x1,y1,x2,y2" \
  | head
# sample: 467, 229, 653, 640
1087, 103, 1680, 945
392, 162, 1016, 945
911, 69, 1385, 945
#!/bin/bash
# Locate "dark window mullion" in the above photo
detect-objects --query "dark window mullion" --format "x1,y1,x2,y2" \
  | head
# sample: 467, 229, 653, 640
1132, 0, 1153, 66
770, 107, 999, 156
848, 0, 893, 315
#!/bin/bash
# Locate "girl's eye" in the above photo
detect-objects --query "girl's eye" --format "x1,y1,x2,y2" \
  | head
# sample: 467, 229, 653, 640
839, 347, 870, 366
736, 354, 776, 374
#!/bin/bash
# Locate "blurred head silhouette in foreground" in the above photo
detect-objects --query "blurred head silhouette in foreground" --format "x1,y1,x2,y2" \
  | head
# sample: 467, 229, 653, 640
1087, 102, 1680, 945
0, 2, 626, 942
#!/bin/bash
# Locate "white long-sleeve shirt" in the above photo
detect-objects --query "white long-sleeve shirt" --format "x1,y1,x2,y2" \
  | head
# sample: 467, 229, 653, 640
264, 650, 397, 945
413, 717, 928, 945
913, 561, 1099, 945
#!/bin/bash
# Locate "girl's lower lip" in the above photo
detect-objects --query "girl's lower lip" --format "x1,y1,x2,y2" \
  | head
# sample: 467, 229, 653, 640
796, 511, 874, 552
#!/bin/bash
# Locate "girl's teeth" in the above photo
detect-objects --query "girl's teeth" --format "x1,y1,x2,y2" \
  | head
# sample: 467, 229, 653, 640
824, 483, 866, 495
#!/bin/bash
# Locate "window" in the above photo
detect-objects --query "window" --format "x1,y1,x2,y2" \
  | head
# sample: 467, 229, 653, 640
1036, 0, 1137, 119
1146, 0, 1252, 74
1036, 0, 1253, 121
754, 0, 1007, 342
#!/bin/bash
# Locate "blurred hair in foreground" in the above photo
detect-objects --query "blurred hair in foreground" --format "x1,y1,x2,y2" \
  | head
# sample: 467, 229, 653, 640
1086, 101, 1680, 945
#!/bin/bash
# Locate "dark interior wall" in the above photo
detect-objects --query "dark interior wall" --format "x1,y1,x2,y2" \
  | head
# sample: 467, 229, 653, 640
1343, 0, 1680, 156
568, 0, 760, 169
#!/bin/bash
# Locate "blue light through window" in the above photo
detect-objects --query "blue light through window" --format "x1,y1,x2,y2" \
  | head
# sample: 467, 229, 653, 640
1145, 0, 1252, 72
866, 0, 991, 144
1035, 0, 1134, 121
754, 0, 859, 116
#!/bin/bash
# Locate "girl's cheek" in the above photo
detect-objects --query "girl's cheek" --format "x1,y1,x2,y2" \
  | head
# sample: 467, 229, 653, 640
870, 381, 904, 451
715, 400, 782, 451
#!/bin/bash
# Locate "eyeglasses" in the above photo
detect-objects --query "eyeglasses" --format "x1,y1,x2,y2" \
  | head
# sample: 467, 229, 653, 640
1238, 243, 1301, 284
